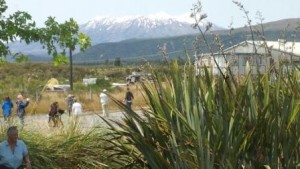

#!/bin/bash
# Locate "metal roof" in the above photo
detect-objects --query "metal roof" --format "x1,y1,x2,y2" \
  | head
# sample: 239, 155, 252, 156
224, 40, 300, 56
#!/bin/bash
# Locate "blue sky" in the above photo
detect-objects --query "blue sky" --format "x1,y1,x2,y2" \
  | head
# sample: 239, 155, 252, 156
5, 0, 299, 28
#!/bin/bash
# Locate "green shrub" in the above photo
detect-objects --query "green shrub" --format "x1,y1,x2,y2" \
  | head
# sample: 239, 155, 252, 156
96, 78, 111, 88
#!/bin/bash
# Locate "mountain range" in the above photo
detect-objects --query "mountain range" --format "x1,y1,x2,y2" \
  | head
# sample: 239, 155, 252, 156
80, 13, 222, 44
7, 15, 300, 63
8, 13, 221, 58
73, 18, 300, 64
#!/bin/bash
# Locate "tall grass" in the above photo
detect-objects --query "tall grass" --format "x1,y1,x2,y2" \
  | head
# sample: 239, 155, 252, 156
102, 59, 300, 168
0, 118, 109, 169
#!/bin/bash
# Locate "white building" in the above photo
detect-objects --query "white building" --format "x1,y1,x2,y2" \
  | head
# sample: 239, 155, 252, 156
83, 78, 97, 86
195, 40, 300, 76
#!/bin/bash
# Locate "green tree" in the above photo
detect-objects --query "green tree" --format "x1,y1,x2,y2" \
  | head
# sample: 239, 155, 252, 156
114, 57, 121, 66
0, 0, 40, 60
14, 54, 29, 63
40, 17, 91, 90
0, 0, 91, 91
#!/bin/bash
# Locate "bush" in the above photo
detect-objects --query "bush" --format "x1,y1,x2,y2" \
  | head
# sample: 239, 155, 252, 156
96, 78, 111, 89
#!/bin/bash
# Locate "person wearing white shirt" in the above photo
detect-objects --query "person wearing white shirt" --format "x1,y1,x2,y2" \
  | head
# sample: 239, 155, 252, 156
72, 99, 82, 116
99, 89, 109, 117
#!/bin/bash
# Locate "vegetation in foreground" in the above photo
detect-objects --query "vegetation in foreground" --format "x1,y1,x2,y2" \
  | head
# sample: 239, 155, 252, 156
0, 117, 108, 169
97, 2, 300, 166
102, 60, 300, 168
4, 59, 299, 168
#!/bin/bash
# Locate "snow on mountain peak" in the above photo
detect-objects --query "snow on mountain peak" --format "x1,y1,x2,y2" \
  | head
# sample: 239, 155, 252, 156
175, 13, 196, 24
84, 13, 200, 29
147, 12, 173, 20
79, 12, 219, 44
146, 12, 197, 24
85, 16, 134, 29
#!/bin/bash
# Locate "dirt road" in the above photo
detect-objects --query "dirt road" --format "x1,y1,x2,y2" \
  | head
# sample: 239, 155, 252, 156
7, 111, 133, 133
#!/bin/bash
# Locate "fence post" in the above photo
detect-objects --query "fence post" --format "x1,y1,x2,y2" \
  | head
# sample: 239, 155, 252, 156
89, 86, 92, 100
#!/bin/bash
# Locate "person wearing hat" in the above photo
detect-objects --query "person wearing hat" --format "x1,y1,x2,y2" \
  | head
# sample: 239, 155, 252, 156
65, 94, 75, 116
71, 99, 82, 116
99, 89, 109, 117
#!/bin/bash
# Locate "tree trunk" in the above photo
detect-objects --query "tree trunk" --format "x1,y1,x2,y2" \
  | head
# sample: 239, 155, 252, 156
69, 48, 73, 91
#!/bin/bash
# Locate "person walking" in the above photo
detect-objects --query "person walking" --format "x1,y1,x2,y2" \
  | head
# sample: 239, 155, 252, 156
48, 102, 59, 127
65, 94, 74, 116
16, 95, 30, 126
0, 126, 32, 169
72, 99, 82, 116
2, 97, 13, 122
124, 87, 134, 109
99, 89, 109, 117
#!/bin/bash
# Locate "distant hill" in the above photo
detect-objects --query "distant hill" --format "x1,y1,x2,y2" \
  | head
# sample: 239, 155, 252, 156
8, 13, 221, 57
214, 18, 300, 34
73, 18, 300, 64
244, 18, 300, 32
8, 17, 300, 63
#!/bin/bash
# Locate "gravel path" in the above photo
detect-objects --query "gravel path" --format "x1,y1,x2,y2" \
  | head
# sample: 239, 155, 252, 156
6, 111, 142, 133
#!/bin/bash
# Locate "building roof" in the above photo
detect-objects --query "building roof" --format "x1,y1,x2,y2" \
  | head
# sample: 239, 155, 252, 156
224, 40, 300, 56
260, 40, 300, 55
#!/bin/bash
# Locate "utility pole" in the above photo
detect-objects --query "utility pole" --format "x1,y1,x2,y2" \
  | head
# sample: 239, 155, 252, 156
69, 48, 73, 91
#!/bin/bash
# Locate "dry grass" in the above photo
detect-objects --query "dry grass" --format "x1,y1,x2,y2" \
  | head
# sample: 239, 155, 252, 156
0, 63, 155, 118
24, 83, 147, 115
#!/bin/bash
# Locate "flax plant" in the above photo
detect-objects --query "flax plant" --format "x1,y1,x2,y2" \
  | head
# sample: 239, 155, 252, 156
102, 58, 300, 168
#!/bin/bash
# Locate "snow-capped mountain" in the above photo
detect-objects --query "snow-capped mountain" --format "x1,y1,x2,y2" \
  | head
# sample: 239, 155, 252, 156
8, 13, 222, 58
80, 13, 222, 44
